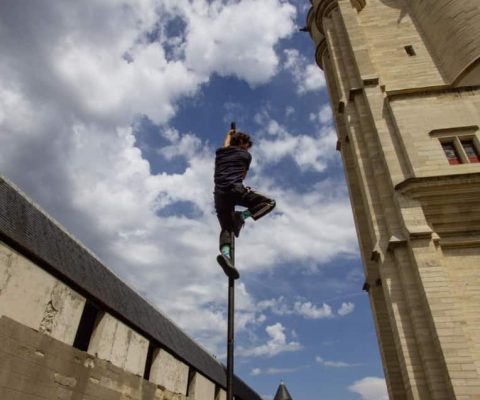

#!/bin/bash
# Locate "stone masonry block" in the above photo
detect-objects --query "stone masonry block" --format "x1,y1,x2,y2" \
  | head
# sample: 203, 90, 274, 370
0, 241, 85, 345
150, 348, 189, 395
215, 388, 227, 400
0, 316, 187, 400
188, 372, 215, 400
88, 312, 149, 376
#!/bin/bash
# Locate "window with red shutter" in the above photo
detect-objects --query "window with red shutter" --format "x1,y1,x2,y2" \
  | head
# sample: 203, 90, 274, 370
441, 142, 462, 165
461, 140, 480, 163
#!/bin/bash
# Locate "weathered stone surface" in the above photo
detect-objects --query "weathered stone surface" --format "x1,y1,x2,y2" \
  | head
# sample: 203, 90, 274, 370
0, 175, 262, 400
0, 242, 85, 345
188, 372, 216, 400
307, 0, 480, 398
54, 372, 77, 388
88, 312, 149, 377
0, 316, 186, 400
215, 388, 226, 400
150, 348, 189, 395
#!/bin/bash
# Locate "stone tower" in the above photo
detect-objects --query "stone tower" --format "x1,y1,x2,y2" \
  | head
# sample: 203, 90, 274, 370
306, 1, 480, 399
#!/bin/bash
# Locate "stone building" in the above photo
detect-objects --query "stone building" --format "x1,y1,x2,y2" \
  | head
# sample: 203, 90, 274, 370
0, 175, 261, 400
306, 0, 480, 399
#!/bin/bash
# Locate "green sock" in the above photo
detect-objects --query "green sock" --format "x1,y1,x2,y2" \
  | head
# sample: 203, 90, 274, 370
221, 245, 230, 258
241, 210, 252, 220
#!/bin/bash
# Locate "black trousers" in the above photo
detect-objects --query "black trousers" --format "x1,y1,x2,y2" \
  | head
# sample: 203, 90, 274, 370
214, 185, 276, 250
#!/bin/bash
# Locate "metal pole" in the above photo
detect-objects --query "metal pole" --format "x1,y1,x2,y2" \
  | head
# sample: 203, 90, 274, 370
227, 232, 235, 400
226, 120, 236, 400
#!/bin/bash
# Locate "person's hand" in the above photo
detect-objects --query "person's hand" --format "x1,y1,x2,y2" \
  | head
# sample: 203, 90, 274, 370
223, 129, 235, 147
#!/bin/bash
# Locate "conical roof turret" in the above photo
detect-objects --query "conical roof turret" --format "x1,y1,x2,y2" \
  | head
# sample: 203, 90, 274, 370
273, 381, 293, 400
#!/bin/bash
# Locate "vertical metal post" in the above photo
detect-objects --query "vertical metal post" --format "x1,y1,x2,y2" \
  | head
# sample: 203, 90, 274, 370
227, 120, 236, 400
227, 281, 235, 399
227, 233, 235, 400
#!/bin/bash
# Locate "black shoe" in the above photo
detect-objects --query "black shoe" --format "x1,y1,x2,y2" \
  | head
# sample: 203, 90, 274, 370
233, 211, 245, 238
216, 254, 240, 280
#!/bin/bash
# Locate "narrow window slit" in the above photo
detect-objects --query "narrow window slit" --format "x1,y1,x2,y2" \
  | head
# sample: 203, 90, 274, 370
404, 45, 416, 56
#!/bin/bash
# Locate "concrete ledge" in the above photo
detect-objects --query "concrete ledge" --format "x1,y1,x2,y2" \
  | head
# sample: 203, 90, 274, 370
0, 241, 85, 345
215, 388, 227, 400
0, 316, 185, 400
188, 372, 216, 400
88, 312, 149, 376
150, 348, 189, 395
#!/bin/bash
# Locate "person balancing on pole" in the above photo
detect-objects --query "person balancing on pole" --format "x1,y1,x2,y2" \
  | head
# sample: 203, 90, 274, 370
214, 123, 276, 279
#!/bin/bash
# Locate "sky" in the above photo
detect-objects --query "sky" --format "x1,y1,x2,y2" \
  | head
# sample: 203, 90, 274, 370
0, 1, 388, 399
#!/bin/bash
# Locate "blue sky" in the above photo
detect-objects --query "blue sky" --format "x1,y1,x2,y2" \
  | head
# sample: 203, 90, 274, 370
0, 1, 387, 399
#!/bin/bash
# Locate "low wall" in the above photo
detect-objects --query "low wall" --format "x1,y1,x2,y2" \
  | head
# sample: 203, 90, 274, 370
0, 316, 185, 400
0, 175, 259, 400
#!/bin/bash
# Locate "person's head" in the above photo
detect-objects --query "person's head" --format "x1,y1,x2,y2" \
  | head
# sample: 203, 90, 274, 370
230, 131, 253, 150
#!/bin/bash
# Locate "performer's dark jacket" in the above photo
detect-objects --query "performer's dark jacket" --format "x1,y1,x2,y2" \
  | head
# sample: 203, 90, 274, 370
214, 146, 251, 192
213, 145, 275, 250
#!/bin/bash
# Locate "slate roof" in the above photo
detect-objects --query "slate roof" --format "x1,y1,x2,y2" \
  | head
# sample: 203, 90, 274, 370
274, 382, 293, 400
0, 175, 261, 400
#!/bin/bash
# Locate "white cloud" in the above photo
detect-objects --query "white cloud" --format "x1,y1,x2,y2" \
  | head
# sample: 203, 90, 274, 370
239, 323, 302, 357
250, 366, 304, 376
237, 183, 357, 273
157, 127, 203, 160
285, 106, 295, 117
294, 301, 332, 319
179, 0, 296, 85
0, 0, 297, 126
309, 103, 333, 125
316, 356, 360, 368
253, 111, 337, 173
349, 377, 388, 400
0, 0, 357, 359
265, 367, 301, 375
284, 48, 326, 94
257, 296, 292, 316
337, 302, 355, 316
258, 297, 356, 320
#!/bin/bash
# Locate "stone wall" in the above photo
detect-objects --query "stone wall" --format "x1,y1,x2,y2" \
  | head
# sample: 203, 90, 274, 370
406, 0, 480, 84
443, 247, 480, 375
0, 240, 229, 400
389, 91, 480, 179
307, 0, 480, 399
0, 176, 261, 400
0, 241, 85, 346
0, 316, 186, 400
357, 0, 445, 92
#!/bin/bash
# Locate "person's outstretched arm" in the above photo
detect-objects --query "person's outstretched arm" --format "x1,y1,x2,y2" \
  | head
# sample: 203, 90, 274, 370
223, 129, 235, 147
